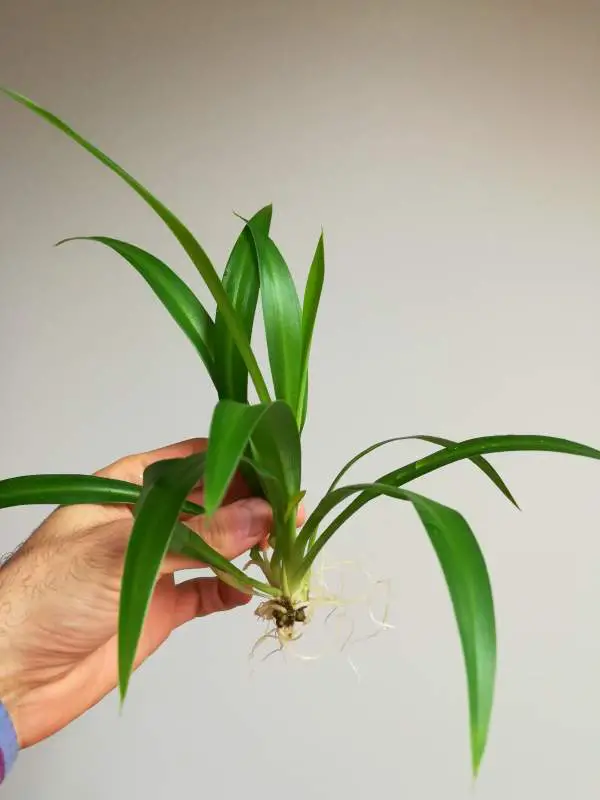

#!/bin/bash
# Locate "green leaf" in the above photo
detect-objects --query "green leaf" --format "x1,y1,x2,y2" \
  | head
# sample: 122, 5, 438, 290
0, 473, 203, 515
295, 481, 393, 561
406, 490, 495, 776
326, 434, 519, 507
203, 399, 301, 519
212, 206, 272, 401
421, 435, 518, 507
1, 87, 270, 403
249, 401, 302, 559
203, 401, 271, 515
0, 470, 273, 607
57, 236, 216, 382
285, 490, 306, 522
298, 481, 496, 774
298, 375, 309, 433
247, 220, 302, 409
118, 453, 206, 701
298, 232, 325, 430
311, 434, 600, 560
169, 521, 276, 597
384, 434, 600, 487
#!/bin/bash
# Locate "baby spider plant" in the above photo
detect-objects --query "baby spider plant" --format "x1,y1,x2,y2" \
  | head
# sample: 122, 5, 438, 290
2, 87, 600, 777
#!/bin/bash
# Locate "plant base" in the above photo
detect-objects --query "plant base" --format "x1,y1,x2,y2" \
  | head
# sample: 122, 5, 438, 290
254, 596, 310, 644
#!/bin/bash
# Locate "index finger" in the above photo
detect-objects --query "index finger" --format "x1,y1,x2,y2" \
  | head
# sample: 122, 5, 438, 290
95, 437, 255, 507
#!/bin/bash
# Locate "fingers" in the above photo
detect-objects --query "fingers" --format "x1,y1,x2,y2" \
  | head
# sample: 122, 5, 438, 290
95, 437, 254, 509
94, 437, 208, 483
172, 577, 251, 627
187, 498, 273, 558
183, 470, 253, 511
296, 503, 306, 527
162, 497, 273, 574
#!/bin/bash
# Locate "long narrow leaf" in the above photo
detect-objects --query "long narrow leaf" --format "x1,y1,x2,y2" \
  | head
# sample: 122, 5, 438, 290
298, 232, 325, 430
0, 473, 203, 515
310, 434, 600, 560
385, 434, 600, 487
296, 481, 403, 563
1, 87, 270, 403
0, 473, 273, 646
406, 490, 495, 776
297, 481, 496, 774
327, 434, 518, 507
118, 453, 206, 700
57, 236, 216, 382
212, 206, 272, 401
247, 401, 302, 563
203, 401, 272, 515
169, 521, 276, 597
203, 399, 301, 518
247, 220, 302, 409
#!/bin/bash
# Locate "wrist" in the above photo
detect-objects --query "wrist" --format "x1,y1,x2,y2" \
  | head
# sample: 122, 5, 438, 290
0, 660, 114, 749
0, 679, 24, 749
0, 700, 19, 784
0, 662, 46, 749
0, 675, 59, 750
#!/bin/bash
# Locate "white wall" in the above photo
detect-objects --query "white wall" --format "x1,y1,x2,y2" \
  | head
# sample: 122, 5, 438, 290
1, 1, 599, 797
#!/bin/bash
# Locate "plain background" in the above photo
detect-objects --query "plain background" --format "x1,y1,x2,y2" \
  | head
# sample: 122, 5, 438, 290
1, 1, 599, 797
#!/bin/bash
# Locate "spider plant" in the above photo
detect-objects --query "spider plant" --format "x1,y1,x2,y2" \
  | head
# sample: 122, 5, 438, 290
1, 87, 599, 776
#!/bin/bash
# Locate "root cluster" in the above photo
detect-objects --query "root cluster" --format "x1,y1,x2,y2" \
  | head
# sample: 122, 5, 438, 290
254, 597, 309, 642
249, 560, 394, 671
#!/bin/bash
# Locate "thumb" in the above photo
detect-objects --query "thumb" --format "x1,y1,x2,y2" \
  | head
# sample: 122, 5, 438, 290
183, 497, 273, 560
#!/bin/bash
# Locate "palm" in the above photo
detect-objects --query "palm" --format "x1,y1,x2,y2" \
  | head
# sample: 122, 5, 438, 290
0, 439, 272, 747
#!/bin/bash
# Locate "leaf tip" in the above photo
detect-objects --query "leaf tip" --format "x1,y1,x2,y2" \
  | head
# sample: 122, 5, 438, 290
54, 236, 81, 248
470, 724, 489, 780
202, 502, 217, 521
118, 677, 129, 711
0, 86, 20, 101
501, 487, 520, 510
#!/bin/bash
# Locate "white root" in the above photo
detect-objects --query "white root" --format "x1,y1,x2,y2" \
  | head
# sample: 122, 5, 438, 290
247, 558, 395, 674
248, 630, 279, 660
347, 654, 361, 682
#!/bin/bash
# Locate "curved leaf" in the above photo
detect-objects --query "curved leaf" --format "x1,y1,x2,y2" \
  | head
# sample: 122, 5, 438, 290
247, 221, 302, 409
212, 206, 272, 401
312, 434, 600, 560
249, 401, 302, 561
169, 521, 275, 597
0, 473, 203, 515
298, 232, 325, 430
119, 453, 207, 701
297, 480, 496, 774
326, 434, 518, 507
58, 236, 216, 382
203, 399, 301, 519
1, 87, 270, 403
296, 480, 402, 562
385, 434, 600, 487
203, 401, 271, 515
407, 490, 495, 775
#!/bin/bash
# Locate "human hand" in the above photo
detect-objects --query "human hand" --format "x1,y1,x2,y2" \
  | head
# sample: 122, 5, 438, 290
0, 438, 274, 748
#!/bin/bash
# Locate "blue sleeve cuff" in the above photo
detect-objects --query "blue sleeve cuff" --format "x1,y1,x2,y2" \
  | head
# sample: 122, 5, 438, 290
0, 702, 18, 784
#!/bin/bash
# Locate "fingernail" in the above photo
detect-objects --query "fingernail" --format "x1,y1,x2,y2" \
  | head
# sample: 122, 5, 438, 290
236, 498, 272, 544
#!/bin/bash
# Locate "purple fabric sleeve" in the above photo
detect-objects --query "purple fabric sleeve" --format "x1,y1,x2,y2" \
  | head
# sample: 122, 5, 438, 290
0, 702, 18, 784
